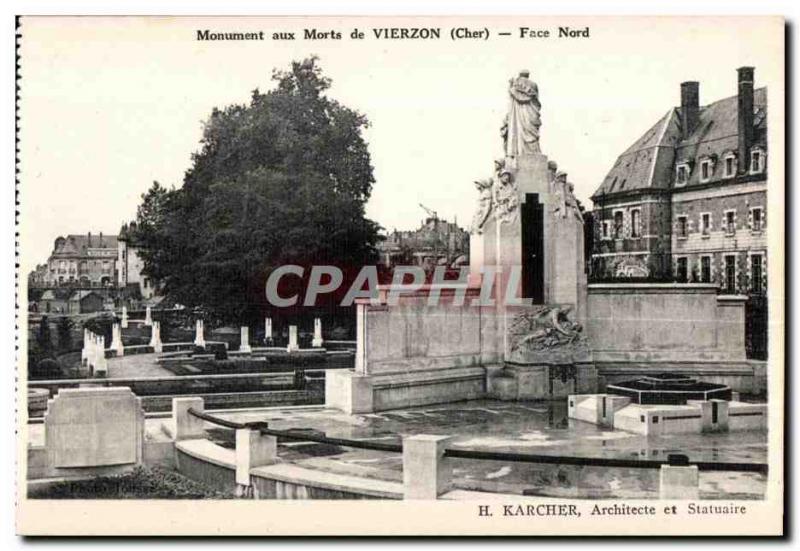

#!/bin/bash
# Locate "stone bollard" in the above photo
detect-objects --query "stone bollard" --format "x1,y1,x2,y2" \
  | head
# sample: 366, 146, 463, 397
172, 397, 206, 441
264, 318, 273, 344
402, 435, 454, 499
149, 321, 163, 353
111, 323, 124, 357
81, 328, 89, 366
659, 454, 699, 499
312, 318, 324, 348
85, 331, 94, 372
94, 334, 108, 377
121, 305, 129, 328
239, 326, 252, 353
235, 428, 278, 496
194, 319, 206, 348
286, 325, 300, 353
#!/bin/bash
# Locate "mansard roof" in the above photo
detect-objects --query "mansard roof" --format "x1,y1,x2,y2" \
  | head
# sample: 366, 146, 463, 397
52, 234, 119, 257
591, 87, 767, 201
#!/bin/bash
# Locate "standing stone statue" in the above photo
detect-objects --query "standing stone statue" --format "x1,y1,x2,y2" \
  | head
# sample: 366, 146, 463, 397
501, 70, 542, 159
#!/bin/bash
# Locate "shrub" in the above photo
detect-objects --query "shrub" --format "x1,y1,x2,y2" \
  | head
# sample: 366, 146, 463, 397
35, 358, 61, 379
27, 466, 232, 499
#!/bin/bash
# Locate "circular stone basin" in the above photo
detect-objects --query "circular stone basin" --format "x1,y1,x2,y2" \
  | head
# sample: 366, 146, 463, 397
607, 373, 732, 405
28, 388, 50, 414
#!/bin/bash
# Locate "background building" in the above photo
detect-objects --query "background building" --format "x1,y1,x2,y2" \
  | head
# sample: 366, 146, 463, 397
378, 207, 470, 272
28, 226, 159, 313
39, 233, 119, 288
590, 67, 767, 294
589, 67, 768, 358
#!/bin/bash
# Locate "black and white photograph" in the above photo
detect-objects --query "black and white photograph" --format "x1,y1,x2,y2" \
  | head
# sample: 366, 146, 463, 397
14, 14, 785, 536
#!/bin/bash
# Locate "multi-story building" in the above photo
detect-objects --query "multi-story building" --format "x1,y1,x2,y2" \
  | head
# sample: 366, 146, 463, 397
590, 67, 767, 298
117, 223, 157, 300
378, 216, 470, 272
31, 227, 156, 300
40, 233, 119, 288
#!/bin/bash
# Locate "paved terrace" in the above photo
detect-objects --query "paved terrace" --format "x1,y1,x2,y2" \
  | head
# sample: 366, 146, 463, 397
166, 400, 769, 499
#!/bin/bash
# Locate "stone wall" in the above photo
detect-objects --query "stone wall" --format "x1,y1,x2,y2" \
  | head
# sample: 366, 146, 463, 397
586, 283, 746, 362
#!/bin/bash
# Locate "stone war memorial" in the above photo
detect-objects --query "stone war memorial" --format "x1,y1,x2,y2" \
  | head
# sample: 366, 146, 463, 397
327, 70, 761, 414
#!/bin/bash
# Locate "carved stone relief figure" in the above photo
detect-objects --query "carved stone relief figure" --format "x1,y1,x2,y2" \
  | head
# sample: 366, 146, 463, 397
508, 305, 586, 353
471, 178, 494, 234
493, 164, 520, 225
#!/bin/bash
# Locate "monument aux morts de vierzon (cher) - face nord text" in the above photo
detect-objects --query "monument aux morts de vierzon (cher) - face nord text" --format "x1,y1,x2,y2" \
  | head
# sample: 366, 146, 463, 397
326, 70, 762, 415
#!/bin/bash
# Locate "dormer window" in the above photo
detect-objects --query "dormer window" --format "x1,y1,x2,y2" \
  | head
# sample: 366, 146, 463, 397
700, 160, 712, 182
723, 152, 737, 178
675, 163, 690, 186
750, 148, 765, 174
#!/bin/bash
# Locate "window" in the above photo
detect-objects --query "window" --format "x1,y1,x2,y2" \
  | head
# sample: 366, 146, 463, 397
750, 149, 764, 173
676, 164, 689, 186
676, 257, 688, 283
700, 160, 712, 182
701, 213, 711, 236
677, 216, 688, 238
751, 207, 763, 232
725, 210, 736, 235
613, 211, 623, 239
701, 256, 712, 283
751, 255, 763, 294
724, 155, 736, 177
631, 209, 641, 238
724, 255, 736, 293
601, 220, 609, 239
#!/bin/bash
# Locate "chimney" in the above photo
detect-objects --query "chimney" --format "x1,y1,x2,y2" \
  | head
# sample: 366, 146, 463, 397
680, 81, 700, 139
99, 231, 104, 246
737, 66, 755, 174
87, 232, 92, 248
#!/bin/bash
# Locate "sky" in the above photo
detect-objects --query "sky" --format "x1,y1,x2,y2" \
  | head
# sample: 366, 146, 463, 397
18, 16, 783, 274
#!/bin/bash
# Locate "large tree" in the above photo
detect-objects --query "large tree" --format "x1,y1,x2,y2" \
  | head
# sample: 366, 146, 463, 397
131, 57, 380, 323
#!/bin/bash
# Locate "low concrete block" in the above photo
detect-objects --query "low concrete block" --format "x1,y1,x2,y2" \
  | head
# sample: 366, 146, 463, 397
172, 397, 205, 441
42, 387, 144, 476
403, 434, 453, 500
235, 428, 278, 486
325, 370, 374, 414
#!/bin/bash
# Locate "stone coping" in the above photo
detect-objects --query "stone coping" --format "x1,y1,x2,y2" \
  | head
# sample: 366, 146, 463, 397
368, 366, 486, 388
251, 463, 404, 499
175, 439, 235, 470
588, 283, 720, 294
